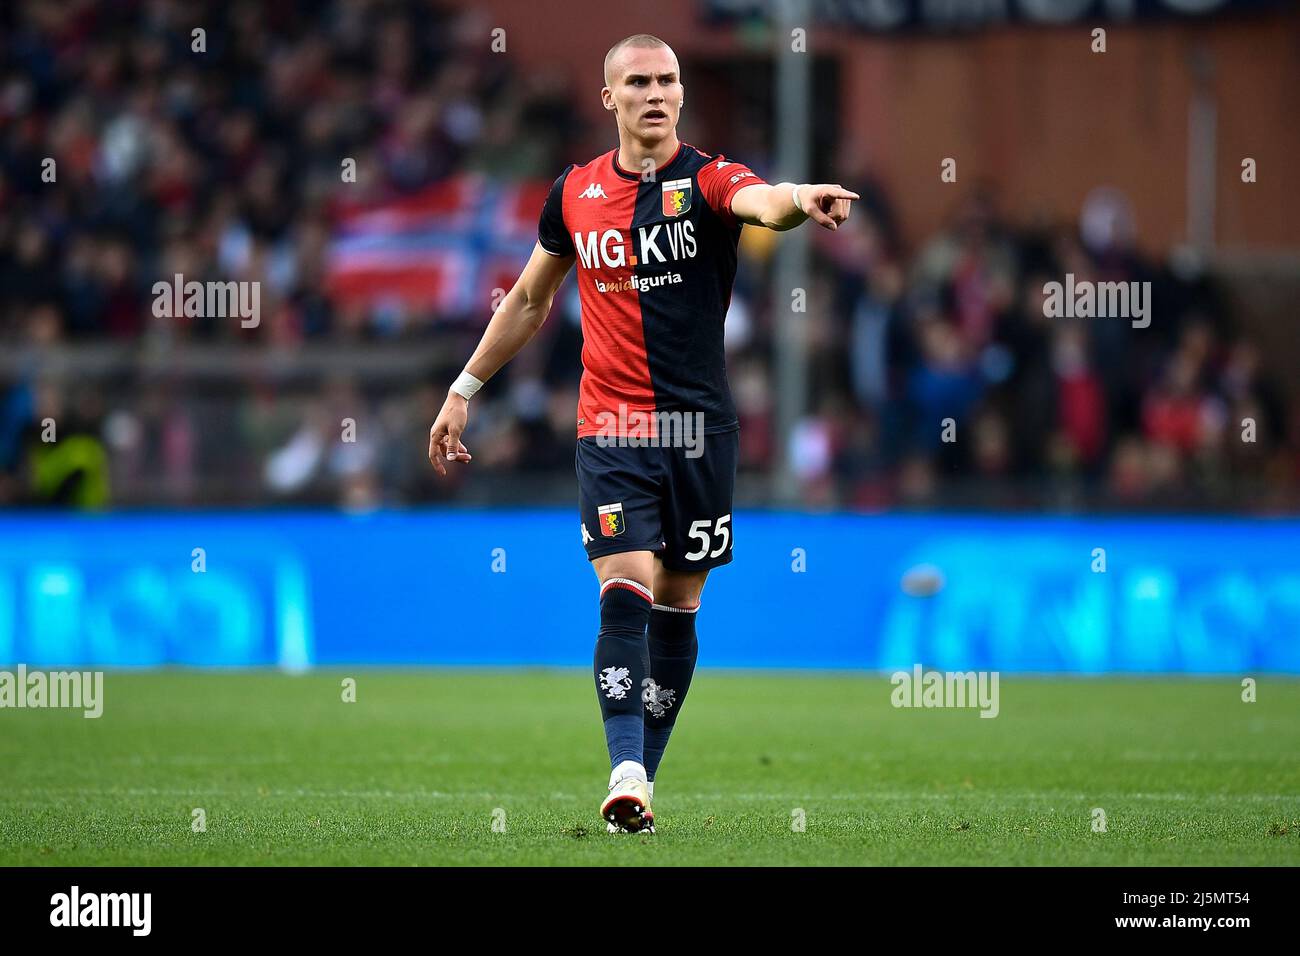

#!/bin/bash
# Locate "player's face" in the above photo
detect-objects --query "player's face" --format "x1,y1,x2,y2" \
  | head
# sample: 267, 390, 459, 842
603, 46, 683, 144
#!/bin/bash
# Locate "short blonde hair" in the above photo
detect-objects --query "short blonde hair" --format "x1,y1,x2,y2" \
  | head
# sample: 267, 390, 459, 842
603, 34, 675, 87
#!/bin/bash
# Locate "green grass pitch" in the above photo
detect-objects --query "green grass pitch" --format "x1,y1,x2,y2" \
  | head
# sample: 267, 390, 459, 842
2, 671, 1297, 866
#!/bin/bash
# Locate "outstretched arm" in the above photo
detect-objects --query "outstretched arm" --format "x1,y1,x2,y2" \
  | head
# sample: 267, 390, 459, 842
729, 182, 859, 232
428, 242, 575, 476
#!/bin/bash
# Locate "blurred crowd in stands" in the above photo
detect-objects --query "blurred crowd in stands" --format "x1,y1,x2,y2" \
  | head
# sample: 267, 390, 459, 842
2, 1, 1296, 510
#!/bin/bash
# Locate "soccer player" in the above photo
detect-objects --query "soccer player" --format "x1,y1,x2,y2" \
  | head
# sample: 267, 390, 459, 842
428, 34, 857, 832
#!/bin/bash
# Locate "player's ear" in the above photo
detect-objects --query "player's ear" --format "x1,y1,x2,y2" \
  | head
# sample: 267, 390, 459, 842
601, 86, 615, 111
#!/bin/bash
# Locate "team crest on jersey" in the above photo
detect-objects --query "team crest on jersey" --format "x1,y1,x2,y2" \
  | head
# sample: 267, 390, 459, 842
661, 178, 691, 217
597, 502, 625, 537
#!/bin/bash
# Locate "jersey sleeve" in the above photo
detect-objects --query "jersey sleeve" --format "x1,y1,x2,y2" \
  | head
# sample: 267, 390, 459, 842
537, 165, 575, 256
696, 156, 767, 228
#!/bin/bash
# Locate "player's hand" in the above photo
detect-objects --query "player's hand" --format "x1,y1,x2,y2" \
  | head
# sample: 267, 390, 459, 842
428, 391, 473, 477
799, 184, 859, 231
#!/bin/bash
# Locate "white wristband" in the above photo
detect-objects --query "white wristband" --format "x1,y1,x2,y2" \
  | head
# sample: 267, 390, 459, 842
792, 183, 805, 214
450, 371, 484, 400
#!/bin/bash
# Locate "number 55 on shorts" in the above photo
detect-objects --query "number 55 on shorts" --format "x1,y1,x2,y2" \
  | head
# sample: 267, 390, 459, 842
683, 514, 732, 561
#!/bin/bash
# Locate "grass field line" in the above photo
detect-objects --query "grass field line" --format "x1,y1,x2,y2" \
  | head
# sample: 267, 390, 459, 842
21, 750, 1295, 767
5, 786, 1296, 804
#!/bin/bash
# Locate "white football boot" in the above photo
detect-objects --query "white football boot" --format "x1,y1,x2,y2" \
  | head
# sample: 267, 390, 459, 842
607, 780, 655, 833
601, 761, 653, 834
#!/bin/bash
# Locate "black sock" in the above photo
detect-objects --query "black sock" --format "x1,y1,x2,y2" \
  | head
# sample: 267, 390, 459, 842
643, 603, 699, 782
593, 581, 653, 769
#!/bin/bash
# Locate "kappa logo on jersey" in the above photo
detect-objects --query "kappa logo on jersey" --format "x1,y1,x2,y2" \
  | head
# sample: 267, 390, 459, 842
661, 178, 691, 217
597, 502, 625, 537
578, 183, 608, 199
715, 161, 732, 170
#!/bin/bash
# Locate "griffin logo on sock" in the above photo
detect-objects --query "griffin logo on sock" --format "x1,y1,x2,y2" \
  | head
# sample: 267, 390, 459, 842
662, 178, 691, 217
600, 666, 632, 700
642, 678, 677, 718
598, 502, 625, 537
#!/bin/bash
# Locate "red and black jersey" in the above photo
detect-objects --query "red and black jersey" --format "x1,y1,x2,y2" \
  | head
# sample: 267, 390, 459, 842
537, 142, 766, 439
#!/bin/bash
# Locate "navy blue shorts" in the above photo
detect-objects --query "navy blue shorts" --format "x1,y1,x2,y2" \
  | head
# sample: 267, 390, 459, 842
575, 428, 738, 571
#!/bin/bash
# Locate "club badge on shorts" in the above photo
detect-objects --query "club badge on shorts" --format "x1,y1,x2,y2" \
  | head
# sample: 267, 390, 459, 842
598, 502, 625, 537
662, 178, 691, 217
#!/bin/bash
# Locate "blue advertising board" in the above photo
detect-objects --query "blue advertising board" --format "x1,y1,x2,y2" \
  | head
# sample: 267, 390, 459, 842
0, 511, 1296, 672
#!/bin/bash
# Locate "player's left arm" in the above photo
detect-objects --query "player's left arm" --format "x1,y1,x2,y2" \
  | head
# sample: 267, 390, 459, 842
730, 182, 860, 232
